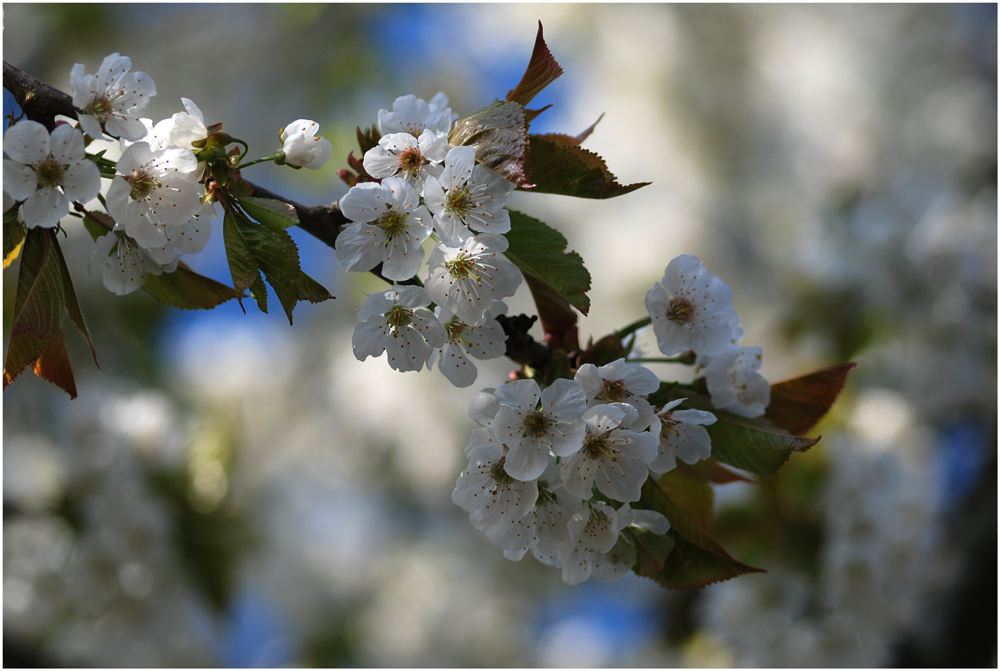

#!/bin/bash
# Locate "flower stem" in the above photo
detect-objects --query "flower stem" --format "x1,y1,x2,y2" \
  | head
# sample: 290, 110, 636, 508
626, 354, 696, 365
237, 156, 275, 170
615, 316, 651, 341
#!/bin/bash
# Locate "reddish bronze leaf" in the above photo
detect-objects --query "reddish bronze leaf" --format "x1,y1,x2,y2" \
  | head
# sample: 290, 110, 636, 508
523, 104, 553, 124
506, 21, 564, 107
527, 135, 649, 199
573, 113, 604, 144
32, 339, 77, 400
3, 334, 47, 390
765, 362, 857, 436
450, 100, 532, 187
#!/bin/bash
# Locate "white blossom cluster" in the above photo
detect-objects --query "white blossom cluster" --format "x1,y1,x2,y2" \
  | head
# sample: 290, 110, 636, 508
451, 254, 780, 585
453, 358, 677, 585
3, 53, 334, 297
337, 93, 521, 387
645, 254, 771, 418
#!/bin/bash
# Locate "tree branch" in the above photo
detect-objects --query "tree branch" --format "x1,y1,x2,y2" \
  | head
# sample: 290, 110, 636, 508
3, 61, 76, 129
3, 60, 415, 287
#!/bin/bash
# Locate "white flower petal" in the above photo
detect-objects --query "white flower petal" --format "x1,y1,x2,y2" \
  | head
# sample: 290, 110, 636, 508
2, 160, 38, 201
22, 186, 68, 229
3, 120, 49, 164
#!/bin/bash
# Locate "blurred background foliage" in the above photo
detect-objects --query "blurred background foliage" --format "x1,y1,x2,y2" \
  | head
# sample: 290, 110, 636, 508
3, 3, 996, 667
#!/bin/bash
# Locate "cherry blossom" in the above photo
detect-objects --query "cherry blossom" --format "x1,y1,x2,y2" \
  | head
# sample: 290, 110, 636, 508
351, 286, 446, 372
142, 98, 208, 155
452, 441, 538, 553
648, 398, 717, 474
574, 358, 660, 431
697, 344, 771, 417
89, 231, 177, 296
105, 141, 202, 249
560, 403, 658, 503
70, 53, 155, 140
503, 460, 586, 562
362, 130, 448, 189
2, 120, 100, 228
493, 378, 588, 481
645, 254, 741, 356
335, 177, 432, 281
422, 145, 515, 246
429, 301, 508, 388
377, 92, 456, 137
558, 501, 622, 585
279, 119, 333, 170
424, 234, 522, 327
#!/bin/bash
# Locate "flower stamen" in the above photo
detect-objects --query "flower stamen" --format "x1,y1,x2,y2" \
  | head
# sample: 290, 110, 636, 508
34, 158, 66, 189
521, 410, 552, 439
666, 296, 695, 324
378, 210, 408, 241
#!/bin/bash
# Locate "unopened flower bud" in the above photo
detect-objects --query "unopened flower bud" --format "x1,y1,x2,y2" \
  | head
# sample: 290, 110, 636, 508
278, 119, 332, 170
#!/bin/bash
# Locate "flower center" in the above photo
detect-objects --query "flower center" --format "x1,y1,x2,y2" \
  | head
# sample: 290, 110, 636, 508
597, 380, 628, 403
658, 409, 678, 428
666, 296, 695, 324
397, 147, 425, 176
583, 432, 614, 459
446, 252, 479, 281
84, 95, 117, 122
378, 209, 408, 241
444, 317, 466, 344
125, 169, 161, 201
537, 481, 557, 505
386, 305, 413, 334
521, 410, 551, 439
34, 157, 65, 189
490, 459, 514, 492
445, 187, 473, 217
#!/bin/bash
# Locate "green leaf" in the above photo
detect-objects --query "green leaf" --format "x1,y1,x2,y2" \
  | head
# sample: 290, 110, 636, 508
705, 411, 819, 479
506, 21, 564, 107
81, 209, 115, 241
222, 211, 263, 304
504, 210, 591, 339
249, 273, 268, 313
765, 362, 856, 436
630, 527, 675, 575
297, 270, 334, 304
52, 236, 98, 366
449, 100, 531, 188
646, 532, 765, 590
527, 134, 649, 199
237, 196, 299, 231
143, 262, 243, 310
4, 205, 26, 269
638, 477, 764, 590
223, 210, 306, 324
658, 468, 715, 532
10, 228, 64, 342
